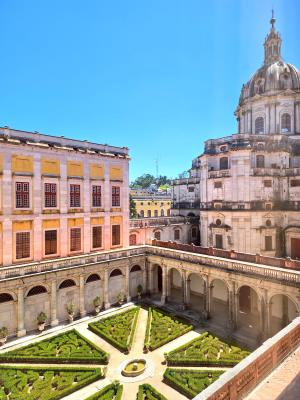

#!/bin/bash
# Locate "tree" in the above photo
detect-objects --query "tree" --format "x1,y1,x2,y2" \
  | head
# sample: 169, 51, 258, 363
129, 194, 137, 218
131, 174, 171, 189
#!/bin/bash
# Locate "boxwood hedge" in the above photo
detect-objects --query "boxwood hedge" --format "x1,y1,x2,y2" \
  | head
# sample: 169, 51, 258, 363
85, 383, 123, 400
88, 307, 140, 352
144, 307, 193, 351
165, 331, 250, 366
0, 329, 109, 364
137, 384, 167, 400
0, 365, 103, 400
163, 368, 224, 399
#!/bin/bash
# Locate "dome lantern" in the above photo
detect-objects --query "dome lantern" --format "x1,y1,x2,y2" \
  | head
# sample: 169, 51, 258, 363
264, 10, 282, 65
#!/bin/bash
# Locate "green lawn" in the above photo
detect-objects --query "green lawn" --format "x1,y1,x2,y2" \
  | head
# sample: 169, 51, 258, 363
137, 384, 167, 400
0, 365, 103, 400
164, 368, 225, 398
165, 331, 250, 366
88, 307, 140, 352
144, 307, 193, 351
85, 383, 123, 400
0, 329, 108, 364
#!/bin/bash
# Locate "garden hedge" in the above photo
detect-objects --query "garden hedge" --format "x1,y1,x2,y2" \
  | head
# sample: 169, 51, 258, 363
144, 307, 193, 351
163, 368, 224, 398
165, 331, 250, 366
0, 365, 103, 400
137, 384, 167, 400
85, 383, 123, 400
88, 307, 140, 352
0, 329, 109, 364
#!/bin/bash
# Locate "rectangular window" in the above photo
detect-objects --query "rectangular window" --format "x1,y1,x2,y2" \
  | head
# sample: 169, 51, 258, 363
112, 186, 120, 207
265, 236, 273, 251
215, 234, 223, 249
291, 180, 300, 187
45, 183, 57, 208
188, 187, 195, 192
70, 184, 81, 208
16, 232, 30, 259
70, 227, 81, 252
45, 230, 57, 255
214, 181, 222, 189
112, 225, 121, 246
92, 185, 102, 207
15, 182, 30, 208
92, 226, 102, 249
264, 180, 272, 188
174, 229, 180, 240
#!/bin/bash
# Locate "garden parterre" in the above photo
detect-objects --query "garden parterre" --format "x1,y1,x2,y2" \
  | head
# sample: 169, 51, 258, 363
85, 383, 123, 400
0, 329, 109, 364
137, 384, 167, 400
0, 365, 103, 400
89, 307, 140, 352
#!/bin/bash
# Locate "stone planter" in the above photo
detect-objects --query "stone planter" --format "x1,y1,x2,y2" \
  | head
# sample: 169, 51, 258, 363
137, 293, 142, 300
38, 323, 45, 332
95, 306, 101, 314
68, 313, 74, 323
0, 337, 7, 346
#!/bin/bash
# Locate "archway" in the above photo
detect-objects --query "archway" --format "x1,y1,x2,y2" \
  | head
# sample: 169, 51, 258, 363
85, 274, 102, 314
108, 269, 124, 305
0, 293, 17, 336
25, 285, 50, 332
269, 294, 298, 336
237, 285, 260, 338
129, 265, 143, 298
168, 268, 183, 304
152, 264, 163, 299
57, 279, 79, 322
210, 279, 228, 325
188, 273, 205, 312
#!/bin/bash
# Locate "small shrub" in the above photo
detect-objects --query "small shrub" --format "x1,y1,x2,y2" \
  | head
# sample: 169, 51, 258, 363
137, 384, 167, 400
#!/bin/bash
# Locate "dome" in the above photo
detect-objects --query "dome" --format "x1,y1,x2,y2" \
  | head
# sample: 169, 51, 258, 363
239, 14, 300, 106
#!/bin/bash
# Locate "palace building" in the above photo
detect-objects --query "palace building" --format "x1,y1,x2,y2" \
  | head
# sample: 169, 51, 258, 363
0, 126, 130, 266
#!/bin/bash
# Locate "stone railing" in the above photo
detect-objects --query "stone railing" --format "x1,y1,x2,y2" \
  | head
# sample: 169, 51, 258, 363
194, 316, 300, 400
252, 167, 300, 176
208, 170, 231, 179
152, 240, 300, 270
0, 246, 146, 281
150, 241, 300, 286
130, 216, 199, 228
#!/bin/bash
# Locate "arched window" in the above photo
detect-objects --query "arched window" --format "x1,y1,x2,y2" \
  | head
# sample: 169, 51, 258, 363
174, 229, 180, 240
154, 231, 161, 240
27, 285, 47, 297
281, 113, 291, 133
147, 210, 151, 218
255, 117, 264, 134
256, 155, 265, 168
140, 210, 144, 218
59, 279, 76, 289
167, 209, 170, 217
219, 157, 229, 170
110, 269, 122, 277
86, 274, 101, 283
129, 234, 137, 246
0, 293, 14, 303
160, 209, 164, 217
131, 265, 141, 272
154, 210, 158, 217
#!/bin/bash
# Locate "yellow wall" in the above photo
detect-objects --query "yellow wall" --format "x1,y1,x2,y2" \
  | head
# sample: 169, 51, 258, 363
134, 198, 171, 217
41, 159, 60, 175
67, 161, 83, 177
12, 155, 33, 173
90, 164, 104, 179
110, 166, 123, 181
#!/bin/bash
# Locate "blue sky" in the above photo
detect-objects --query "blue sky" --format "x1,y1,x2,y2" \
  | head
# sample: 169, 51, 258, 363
0, 0, 299, 181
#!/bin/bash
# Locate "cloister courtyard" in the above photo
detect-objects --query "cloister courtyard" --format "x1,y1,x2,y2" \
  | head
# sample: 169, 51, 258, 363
0, 301, 253, 400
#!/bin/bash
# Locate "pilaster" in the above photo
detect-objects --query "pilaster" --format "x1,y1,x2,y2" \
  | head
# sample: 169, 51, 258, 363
50, 279, 58, 326
79, 274, 86, 317
17, 286, 26, 337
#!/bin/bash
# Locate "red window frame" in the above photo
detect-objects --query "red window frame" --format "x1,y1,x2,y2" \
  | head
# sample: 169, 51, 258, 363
45, 183, 57, 208
70, 184, 81, 208
92, 226, 102, 249
15, 182, 30, 208
112, 224, 121, 246
92, 185, 102, 207
112, 186, 120, 207
45, 230, 57, 255
70, 228, 81, 252
16, 232, 30, 259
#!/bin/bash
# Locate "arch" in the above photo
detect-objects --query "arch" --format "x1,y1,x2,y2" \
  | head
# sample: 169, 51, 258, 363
0, 293, 14, 303
188, 273, 205, 312
109, 268, 123, 278
59, 279, 76, 290
210, 279, 229, 323
147, 210, 151, 218
269, 293, 298, 336
86, 273, 101, 283
130, 265, 142, 273
255, 117, 264, 134
26, 285, 47, 297
219, 157, 229, 170
168, 268, 183, 304
237, 285, 260, 339
152, 264, 163, 299
140, 210, 144, 218
160, 209, 164, 217
281, 113, 291, 133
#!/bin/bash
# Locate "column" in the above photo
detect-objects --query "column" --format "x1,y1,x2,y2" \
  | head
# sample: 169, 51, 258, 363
262, 289, 270, 341
125, 266, 131, 302
259, 295, 265, 343
2, 219, 13, 266
104, 269, 110, 309
161, 266, 167, 304
17, 287, 26, 337
50, 280, 58, 326
79, 274, 86, 317
184, 274, 191, 307
204, 275, 211, 318
142, 265, 147, 296
148, 264, 153, 295
228, 281, 236, 331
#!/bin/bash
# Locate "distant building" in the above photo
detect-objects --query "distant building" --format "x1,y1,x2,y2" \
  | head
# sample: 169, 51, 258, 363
130, 191, 172, 218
